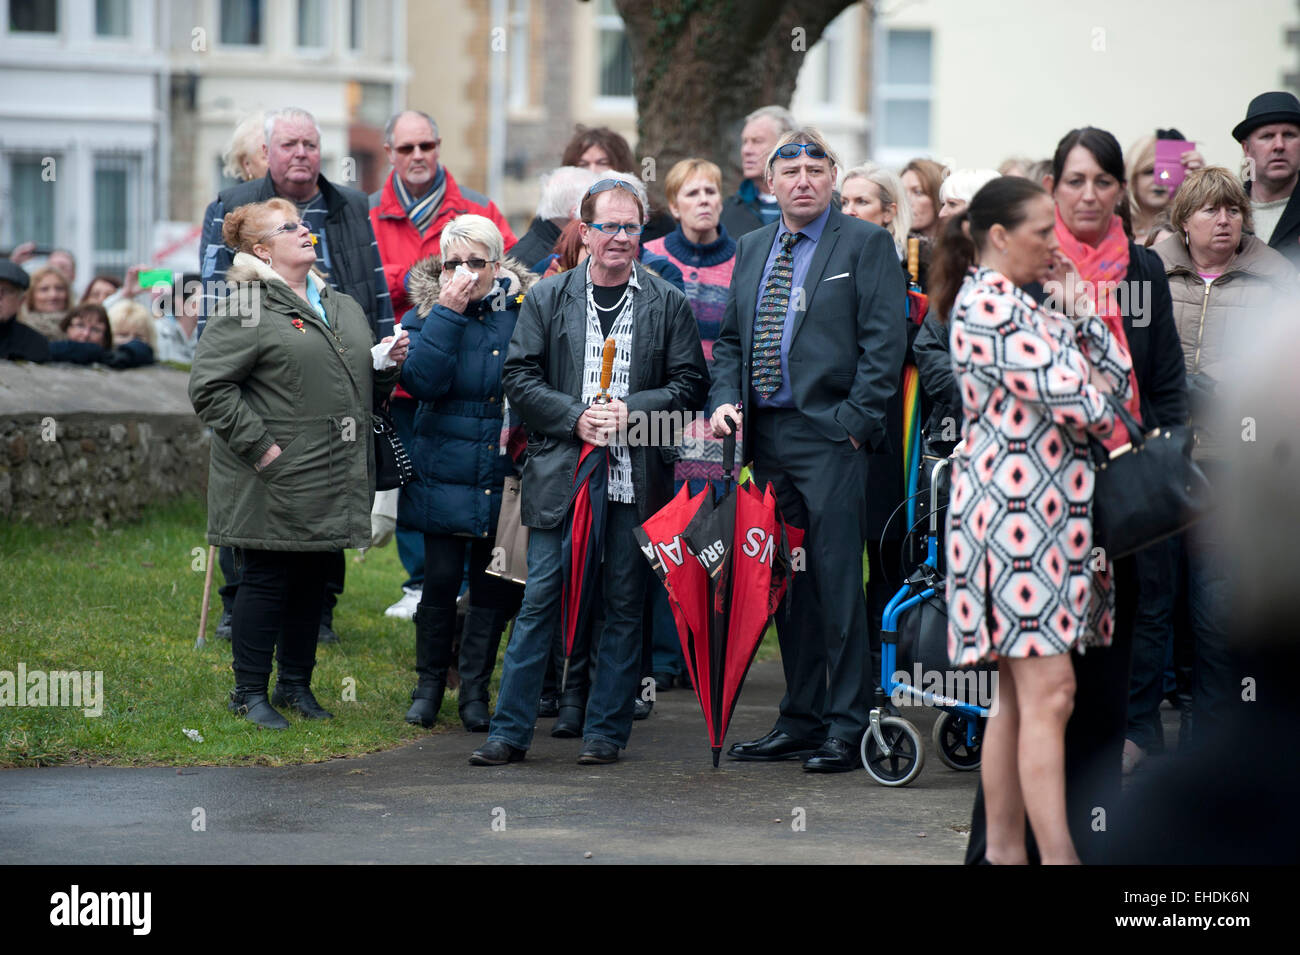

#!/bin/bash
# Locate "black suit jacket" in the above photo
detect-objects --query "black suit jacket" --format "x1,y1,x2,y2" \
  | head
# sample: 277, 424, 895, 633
709, 204, 907, 465
1247, 180, 1300, 270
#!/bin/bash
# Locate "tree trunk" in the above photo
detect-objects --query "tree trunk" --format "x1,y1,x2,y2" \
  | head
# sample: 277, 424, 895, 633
614, 0, 859, 203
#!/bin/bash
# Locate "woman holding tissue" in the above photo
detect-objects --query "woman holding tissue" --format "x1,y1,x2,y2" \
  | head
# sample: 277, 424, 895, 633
396, 215, 533, 731
190, 198, 408, 730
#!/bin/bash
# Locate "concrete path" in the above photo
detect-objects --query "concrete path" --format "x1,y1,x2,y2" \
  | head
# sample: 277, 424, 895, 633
1, 661, 982, 864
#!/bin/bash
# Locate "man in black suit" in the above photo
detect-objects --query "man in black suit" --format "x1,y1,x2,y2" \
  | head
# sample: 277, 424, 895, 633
709, 127, 906, 772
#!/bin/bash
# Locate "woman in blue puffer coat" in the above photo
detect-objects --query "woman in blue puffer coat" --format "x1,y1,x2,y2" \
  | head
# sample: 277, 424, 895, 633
398, 214, 533, 732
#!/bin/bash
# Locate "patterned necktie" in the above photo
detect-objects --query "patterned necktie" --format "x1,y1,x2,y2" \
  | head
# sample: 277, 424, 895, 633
752, 230, 802, 399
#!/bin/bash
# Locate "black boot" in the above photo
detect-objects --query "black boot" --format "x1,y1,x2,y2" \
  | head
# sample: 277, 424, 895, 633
405, 604, 455, 727
551, 633, 590, 738
458, 605, 503, 732
229, 682, 289, 730
272, 667, 334, 719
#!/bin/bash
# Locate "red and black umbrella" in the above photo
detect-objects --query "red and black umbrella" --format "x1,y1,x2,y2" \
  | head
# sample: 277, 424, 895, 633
637, 435, 804, 766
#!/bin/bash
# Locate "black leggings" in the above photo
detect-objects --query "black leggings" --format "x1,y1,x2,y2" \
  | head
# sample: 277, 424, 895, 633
230, 549, 333, 684
419, 534, 523, 621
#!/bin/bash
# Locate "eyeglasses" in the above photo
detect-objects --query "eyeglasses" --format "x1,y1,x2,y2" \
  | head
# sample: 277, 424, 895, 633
773, 142, 828, 162
587, 222, 644, 236
586, 178, 640, 199
395, 140, 440, 155
441, 258, 495, 271
260, 220, 309, 241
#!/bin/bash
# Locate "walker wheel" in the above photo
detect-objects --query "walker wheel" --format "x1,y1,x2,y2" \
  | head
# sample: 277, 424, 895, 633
861, 716, 925, 787
933, 711, 983, 771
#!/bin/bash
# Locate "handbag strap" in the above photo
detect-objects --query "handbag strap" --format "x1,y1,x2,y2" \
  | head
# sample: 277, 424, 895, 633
1088, 393, 1146, 465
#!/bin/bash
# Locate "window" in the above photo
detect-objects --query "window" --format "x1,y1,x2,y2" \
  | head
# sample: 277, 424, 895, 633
349, 0, 363, 52
9, 0, 58, 32
8, 157, 57, 248
874, 29, 933, 163
220, 0, 262, 46
95, 0, 131, 37
507, 0, 530, 110
93, 156, 141, 275
595, 0, 633, 100
297, 0, 326, 49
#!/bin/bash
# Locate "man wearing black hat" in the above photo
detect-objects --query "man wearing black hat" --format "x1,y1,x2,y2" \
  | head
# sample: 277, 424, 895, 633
1235, 91, 1300, 268
0, 261, 50, 362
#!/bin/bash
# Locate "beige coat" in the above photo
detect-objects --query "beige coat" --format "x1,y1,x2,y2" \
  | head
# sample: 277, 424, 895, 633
1154, 233, 1296, 458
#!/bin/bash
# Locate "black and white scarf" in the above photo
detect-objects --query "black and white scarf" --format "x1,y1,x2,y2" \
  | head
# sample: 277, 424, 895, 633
581, 261, 637, 503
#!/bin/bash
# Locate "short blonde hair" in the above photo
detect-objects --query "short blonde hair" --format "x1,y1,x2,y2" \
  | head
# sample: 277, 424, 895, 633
222, 112, 265, 181
663, 158, 722, 209
766, 126, 840, 175
1169, 166, 1254, 235
108, 299, 157, 349
940, 168, 1001, 205
841, 163, 912, 251
440, 214, 505, 263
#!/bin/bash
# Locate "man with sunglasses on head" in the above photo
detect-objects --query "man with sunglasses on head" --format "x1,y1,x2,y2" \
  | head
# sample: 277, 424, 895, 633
470, 178, 708, 766
710, 127, 906, 772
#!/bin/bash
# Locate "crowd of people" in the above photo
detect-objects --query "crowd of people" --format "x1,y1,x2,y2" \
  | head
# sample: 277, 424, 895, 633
10, 87, 1297, 864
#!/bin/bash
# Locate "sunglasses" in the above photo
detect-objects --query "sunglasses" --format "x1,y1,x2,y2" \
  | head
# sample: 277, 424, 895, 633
441, 258, 495, 271
773, 142, 828, 161
396, 140, 440, 155
586, 178, 640, 199
260, 220, 309, 240
587, 222, 644, 236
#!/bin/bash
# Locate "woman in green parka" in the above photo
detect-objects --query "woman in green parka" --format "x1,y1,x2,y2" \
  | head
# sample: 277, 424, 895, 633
190, 198, 409, 729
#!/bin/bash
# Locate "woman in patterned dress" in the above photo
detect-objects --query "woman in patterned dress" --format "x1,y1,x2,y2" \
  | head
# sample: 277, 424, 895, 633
931, 177, 1132, 864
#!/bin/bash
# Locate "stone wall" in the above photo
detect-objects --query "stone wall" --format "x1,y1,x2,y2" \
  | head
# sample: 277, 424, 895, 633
0, 364, 209, 526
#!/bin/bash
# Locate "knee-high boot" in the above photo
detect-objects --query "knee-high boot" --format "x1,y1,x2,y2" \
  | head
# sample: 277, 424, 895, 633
405, 605, 455, 727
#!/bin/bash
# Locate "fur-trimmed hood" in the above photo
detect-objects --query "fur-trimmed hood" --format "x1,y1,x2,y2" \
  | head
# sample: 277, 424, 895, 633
225, 251, 330, 292
405, 255, 539, 318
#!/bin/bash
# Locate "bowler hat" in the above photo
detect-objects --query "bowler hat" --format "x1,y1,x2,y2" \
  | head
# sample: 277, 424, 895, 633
0, 259, 30, 291
1233, 91, 1300, 142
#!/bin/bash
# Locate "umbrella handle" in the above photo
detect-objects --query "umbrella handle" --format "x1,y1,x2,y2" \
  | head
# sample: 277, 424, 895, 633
722, 430, 736, 482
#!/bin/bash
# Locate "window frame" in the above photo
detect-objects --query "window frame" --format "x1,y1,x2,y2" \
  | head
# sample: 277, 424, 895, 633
872, 27, 934, 167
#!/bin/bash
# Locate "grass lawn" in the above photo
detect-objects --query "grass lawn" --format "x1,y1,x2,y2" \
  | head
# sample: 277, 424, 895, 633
1, 496, 782, 768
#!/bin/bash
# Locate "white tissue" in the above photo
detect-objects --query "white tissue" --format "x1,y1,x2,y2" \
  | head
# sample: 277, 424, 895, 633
371, 323, 403, 370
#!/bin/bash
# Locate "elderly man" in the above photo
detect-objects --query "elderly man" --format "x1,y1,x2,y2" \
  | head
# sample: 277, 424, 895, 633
196, 106, 390, 642
511, 165, 598, 273
0, 261, 49, 362
470, 179, 709, 766
710, 127, 906, 772
370, 110, 516, 317
720, 106, 797, 238
1235, 91, 1300, 268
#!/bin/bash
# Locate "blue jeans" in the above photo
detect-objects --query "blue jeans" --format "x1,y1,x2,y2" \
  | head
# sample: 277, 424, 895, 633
389, 396, 425, 591
488, 502, 648, 751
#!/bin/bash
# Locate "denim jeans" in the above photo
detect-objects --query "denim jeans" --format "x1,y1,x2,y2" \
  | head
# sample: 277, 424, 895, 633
488, 502, 648, 751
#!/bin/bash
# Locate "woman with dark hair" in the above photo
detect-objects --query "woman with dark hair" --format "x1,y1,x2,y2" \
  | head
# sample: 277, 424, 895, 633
560, 126, 675, 243
936, 176, 1133, 864
960, 128, 1188, 864
49, 303, 151, 368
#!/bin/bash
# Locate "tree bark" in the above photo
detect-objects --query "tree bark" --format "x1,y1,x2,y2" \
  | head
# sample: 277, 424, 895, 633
613, 0, 859, 203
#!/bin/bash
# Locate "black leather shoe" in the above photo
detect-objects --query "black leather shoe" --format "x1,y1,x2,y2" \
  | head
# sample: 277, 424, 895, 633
271, 681, 334, 719
727, 728, 822, 762
469, 740, 525, 766
459, 698, 491, 733
538, 693, 560, 718
802, 736, 861, 773
577, 739, 619, 764
651, 671, 674, 692
633, 697, 652, 721
317, 623, 340, 644
228, 688, 289, 730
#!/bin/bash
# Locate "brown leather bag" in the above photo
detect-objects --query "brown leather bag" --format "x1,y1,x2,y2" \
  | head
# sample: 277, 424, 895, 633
486, 475, 529, 585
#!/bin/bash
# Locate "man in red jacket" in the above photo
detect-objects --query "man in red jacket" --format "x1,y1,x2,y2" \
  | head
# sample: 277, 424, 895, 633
369, 110, 517, 317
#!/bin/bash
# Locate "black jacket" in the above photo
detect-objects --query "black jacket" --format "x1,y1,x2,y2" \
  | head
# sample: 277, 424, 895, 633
512, 216, 563, 274
503, 262, 709, 530
0, 317, 50, 362
720, 186, 766, 239
198, 173, 393, 340
912, 312, 961, 454
1246, 179, 1300, 270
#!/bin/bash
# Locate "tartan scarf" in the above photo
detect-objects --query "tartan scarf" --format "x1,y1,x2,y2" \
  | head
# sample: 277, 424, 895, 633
393, 165, 446, 235
1055, 208, 1142, 450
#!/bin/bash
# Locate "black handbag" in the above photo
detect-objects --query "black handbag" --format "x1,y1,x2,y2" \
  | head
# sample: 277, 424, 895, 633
372, 403, 414, 491
1090, 395, 1212, 559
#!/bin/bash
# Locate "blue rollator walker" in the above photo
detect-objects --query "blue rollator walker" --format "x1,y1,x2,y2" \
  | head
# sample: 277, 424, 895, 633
861, 457, 990, 786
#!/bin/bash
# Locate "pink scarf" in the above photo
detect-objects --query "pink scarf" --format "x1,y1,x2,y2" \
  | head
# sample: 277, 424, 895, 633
1054, 208, 1142, 449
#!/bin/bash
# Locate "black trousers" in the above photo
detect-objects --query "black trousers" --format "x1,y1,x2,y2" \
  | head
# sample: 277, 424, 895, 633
230, 549, 333, 685
963, 553, 1137, 865
418, 533, 522, 621
220, 545, 344, 625
751, 409, 871, 742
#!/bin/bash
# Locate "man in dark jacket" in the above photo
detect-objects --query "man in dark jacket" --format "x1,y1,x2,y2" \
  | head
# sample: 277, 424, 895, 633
719, 106, 796, 238
1235, 91, 1300, 269
710, 128, 906, 773
0, 261, 49, 362
197, 107, 394, 340
470, 180, 708, 767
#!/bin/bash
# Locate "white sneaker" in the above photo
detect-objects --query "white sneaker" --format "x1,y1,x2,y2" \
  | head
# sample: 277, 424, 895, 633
385, 587, 422, 620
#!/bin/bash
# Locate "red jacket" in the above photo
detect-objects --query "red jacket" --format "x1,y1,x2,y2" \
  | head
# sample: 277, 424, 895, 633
369, 167, 518, 319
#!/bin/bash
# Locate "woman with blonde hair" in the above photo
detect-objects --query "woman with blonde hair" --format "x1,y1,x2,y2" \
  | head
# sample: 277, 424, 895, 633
840, 163, 912, 257
222, 112, 268, 183
18, 265, 71, 340
190, 197, 408, 729
1125, 131, 1204, 245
